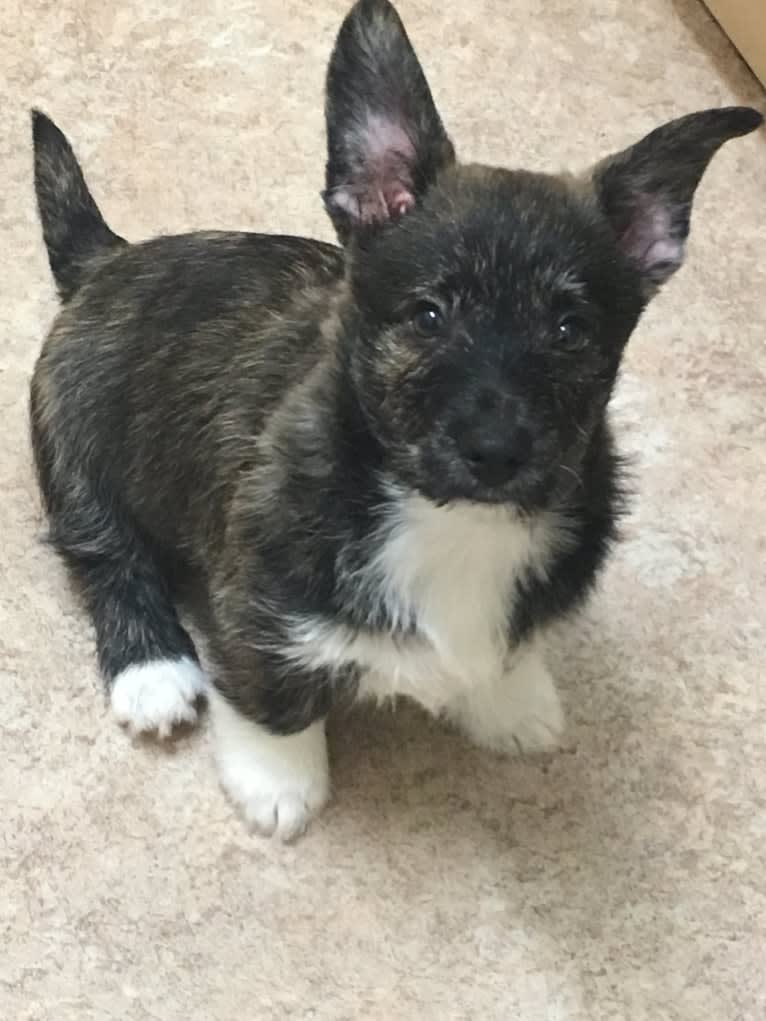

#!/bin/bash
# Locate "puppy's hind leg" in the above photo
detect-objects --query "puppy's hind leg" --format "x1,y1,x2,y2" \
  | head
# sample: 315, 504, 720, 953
41, 469, 205, 738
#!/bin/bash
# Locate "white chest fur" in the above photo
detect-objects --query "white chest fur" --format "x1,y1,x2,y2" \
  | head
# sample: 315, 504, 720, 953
284, 491, 563, 713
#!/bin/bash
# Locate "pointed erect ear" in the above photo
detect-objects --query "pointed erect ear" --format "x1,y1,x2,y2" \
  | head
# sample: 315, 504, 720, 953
323, 0, 456, 244
591, 106, 763, 296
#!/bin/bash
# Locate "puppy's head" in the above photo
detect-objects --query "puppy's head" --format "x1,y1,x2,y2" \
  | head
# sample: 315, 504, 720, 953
324, 0, 762, 510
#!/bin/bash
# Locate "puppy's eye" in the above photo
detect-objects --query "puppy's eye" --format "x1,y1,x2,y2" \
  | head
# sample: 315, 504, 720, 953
557, 315, 589, 350
412, 302, 445, 337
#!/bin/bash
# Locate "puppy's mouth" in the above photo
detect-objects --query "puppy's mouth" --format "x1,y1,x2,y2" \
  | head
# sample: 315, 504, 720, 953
465, 472, 552, 510
414, 456, 554, 511
411, 434, 558, 511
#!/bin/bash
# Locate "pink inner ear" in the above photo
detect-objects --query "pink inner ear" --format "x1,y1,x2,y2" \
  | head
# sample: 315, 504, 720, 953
331, 184, 415, 226
360, 113, 416, 172
620, 200, 684, 273
387, 186, 416, 219
330, 112, 419, 225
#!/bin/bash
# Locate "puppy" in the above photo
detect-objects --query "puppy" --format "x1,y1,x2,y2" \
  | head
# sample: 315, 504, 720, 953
30, 0, 762, 839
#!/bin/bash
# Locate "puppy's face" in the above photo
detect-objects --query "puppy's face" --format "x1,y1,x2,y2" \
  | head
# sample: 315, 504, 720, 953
345, 168, 643, 509
324, 1, 762, 509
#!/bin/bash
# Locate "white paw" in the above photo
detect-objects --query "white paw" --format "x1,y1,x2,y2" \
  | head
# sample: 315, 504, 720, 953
208, 688, 329, 841
110, 658, 206, 738
452, 647, 564, 755
498, 684, 564, 753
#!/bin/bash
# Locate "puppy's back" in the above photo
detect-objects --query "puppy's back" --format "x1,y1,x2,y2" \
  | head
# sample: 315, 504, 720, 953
31, 116, 345, 564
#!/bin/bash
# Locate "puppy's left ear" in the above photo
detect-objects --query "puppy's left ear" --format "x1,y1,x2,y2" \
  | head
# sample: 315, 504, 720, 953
592, 106, 763, 297
323, 0, 455, 244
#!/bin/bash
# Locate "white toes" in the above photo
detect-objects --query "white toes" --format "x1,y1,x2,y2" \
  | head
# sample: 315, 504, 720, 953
208, 687, 329, 841
110, 657, 206, 738
503, 685, 564, 753
243, 790, 320, 843
452, 646, 565, 755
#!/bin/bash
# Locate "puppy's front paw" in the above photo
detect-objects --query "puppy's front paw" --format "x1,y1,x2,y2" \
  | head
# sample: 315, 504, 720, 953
495, 681, 564, 754
110, 657, 206, 738
209, 689, 329, 841
221, 744, 329, 841
451, 648, 564, 755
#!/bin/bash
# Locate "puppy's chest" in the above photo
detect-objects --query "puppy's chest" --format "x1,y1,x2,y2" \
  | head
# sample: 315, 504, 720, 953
286, 495, 558, 710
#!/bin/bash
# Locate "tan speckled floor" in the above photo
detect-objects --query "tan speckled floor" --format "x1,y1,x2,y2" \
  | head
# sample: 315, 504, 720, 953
2, 2, 765, 1018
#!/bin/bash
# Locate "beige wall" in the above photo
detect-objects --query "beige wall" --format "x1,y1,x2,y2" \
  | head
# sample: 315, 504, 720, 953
705, 0, 766, 86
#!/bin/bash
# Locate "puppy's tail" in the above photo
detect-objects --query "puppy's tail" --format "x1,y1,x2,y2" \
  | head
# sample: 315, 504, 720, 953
32, 110, 126, 301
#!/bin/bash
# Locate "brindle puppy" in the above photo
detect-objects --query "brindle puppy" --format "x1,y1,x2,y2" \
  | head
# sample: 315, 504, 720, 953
30, 0, 762, 838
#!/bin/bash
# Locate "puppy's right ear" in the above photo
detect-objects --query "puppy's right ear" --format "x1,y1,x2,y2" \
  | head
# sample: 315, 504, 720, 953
323, 0, 455, 244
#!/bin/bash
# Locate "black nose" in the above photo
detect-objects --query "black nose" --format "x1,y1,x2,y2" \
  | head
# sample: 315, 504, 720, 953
458, 425, 533, 487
